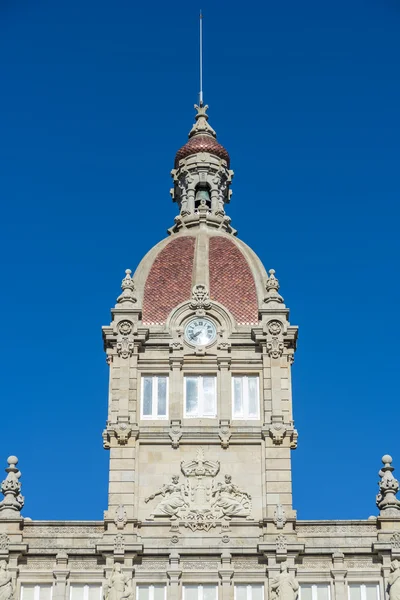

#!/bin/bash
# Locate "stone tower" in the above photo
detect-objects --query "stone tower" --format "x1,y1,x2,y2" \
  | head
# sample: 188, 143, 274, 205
1, 101, 399, 600
101, 103, 299, 572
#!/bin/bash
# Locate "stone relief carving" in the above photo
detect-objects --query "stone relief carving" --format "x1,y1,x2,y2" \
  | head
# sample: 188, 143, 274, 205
114, 534, 124, 553
276, 534, 287, 551
270, 562, 299, 600
190, 284, 212, 312
114, 505, 127, 530
377, 455, 400, 516
0, 535, 9, 552
388, 560, 400, 600
144, 448, 252, 529
0, 456, 24, 517
116, 320, 135, 359
266, 321, 284, 359
104, 564, 133, 600
264, 422, 298, 449
392, 533, 400, 549
274, 504, 287, 529
0, 561, 14, 600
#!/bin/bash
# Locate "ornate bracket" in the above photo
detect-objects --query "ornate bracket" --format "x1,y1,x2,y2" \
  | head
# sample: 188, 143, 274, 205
262, 423, 298, 449
219, 419, 231, 449
103, 422, 139, 449
114, 504, 127, 530
274, 503, 287, 530
169, 420, 183, 449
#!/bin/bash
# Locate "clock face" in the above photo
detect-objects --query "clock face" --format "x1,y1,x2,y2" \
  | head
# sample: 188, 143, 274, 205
185, 318, 217, 346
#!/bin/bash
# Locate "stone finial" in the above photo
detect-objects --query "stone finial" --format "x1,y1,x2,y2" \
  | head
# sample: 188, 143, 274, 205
189, 104, 217, 138
376, 455, 400, 516
116, 269, 137, 306
264, 269, 284, 305
0, 456, 24, 518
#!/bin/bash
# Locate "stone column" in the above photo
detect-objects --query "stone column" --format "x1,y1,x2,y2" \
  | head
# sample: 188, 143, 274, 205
167, 552, 182, 600
219, 552, 234, 600
331, 552, 347, 600
53, 552, 70, 600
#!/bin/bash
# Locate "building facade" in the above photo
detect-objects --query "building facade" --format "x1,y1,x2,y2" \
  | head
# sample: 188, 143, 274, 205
1, 103, 400, 600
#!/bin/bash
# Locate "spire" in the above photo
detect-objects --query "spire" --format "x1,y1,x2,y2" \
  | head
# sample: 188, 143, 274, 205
376, 454, 400, 516
116, 269, 137, 307
264, 269, 285, 306
189, 104, 217, 138
0, 456, 24, 518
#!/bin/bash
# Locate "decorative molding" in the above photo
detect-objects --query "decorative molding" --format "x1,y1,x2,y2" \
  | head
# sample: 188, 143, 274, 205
114, 504, 127, 530
103, 422, 139, 448
263, 423, 298, 449
274, 504, 287, 530
0, 534, 9, 551
391, 532, 400, 549
276, 534, 287, 551
190, 284, 212, 312
181, 560, 219, 570
114, 534, 124, 554
169, 420, 182, 449
218, 419, 231, 449
266, 321, 284, 359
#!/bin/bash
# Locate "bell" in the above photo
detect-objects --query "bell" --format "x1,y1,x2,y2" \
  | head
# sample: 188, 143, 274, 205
195, 188, 210, 203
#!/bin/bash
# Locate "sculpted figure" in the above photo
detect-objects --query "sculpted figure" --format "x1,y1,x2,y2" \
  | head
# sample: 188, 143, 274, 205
145, 475, 188, 519
388, 560, 400, 600
104, 564, 133, 600
270, 562, 299, 600
211, 475, 251, 518
0, 561, 14, 600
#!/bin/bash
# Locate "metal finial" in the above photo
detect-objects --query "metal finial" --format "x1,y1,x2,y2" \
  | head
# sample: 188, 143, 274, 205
199, 10, 204, 106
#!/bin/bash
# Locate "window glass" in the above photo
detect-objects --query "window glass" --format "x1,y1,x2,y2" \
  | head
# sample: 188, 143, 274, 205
157, 377, 167, 416
233, 378, 243, 416
87, 587, 101, 600
349, 588, 362, 600
316, 587, 329, 600
39, 588, 52, 600
251, 586, 263, 600
203, 377, 216, 415
186, 378, 198, 415
21, 587, 36, 600
202, 587, 217, 600
300, 586, 313, 600
365, 587, 378, 600
137, 588, 150, 600
247, 376, 259, 417
153, 587, 165, 600
142, 377, 153, 416
184, 587, 199, 600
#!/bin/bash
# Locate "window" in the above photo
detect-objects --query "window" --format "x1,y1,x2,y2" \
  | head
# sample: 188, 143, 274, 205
137, 586, 166, 600
349, 585, 380, 600
21, 586, 53, 600
70, 587, 102, 600
141, 375, 168, 419
235, 585, 264, 600
300, 585, 330, 600
232, 376, 260, 419
183, 585, 218, 600
184, 376, 217, 418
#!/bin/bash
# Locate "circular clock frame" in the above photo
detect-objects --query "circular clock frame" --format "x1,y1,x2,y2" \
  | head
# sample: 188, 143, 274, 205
184, 317, 217, 347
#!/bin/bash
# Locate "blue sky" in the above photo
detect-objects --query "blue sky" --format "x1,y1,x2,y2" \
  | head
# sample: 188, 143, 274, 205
0, 0, 399, 521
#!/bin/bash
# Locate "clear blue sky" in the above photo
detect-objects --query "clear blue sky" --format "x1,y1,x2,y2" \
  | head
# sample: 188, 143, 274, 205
0, 0, 399, 521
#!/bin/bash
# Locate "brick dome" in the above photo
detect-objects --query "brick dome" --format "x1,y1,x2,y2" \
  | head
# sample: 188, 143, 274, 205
137, 232, 264, 326
174, 134, 230, 168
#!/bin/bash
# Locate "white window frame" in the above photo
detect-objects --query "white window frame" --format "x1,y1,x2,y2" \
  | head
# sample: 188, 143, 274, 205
137, 585, 167, 600
184, 375, 217, 418
348, 584, 380, 600
183, 585, 218, 600
69, 587, 102, 600
140, 375, 169, 420
21, 586, 53, 600
299, 585, 331, 600
234, 584, 264, 600
231, 375, 260, 420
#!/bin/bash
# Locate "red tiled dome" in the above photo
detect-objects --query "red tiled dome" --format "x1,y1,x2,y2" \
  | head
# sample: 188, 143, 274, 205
174, 135, 230, 168
140, 233, 260, 326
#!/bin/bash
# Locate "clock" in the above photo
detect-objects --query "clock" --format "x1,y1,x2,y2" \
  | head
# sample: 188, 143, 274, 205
185, 318, 217, 346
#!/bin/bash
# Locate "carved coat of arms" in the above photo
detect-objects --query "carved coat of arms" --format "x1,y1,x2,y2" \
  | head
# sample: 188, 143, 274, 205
145, 448, 252, 530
